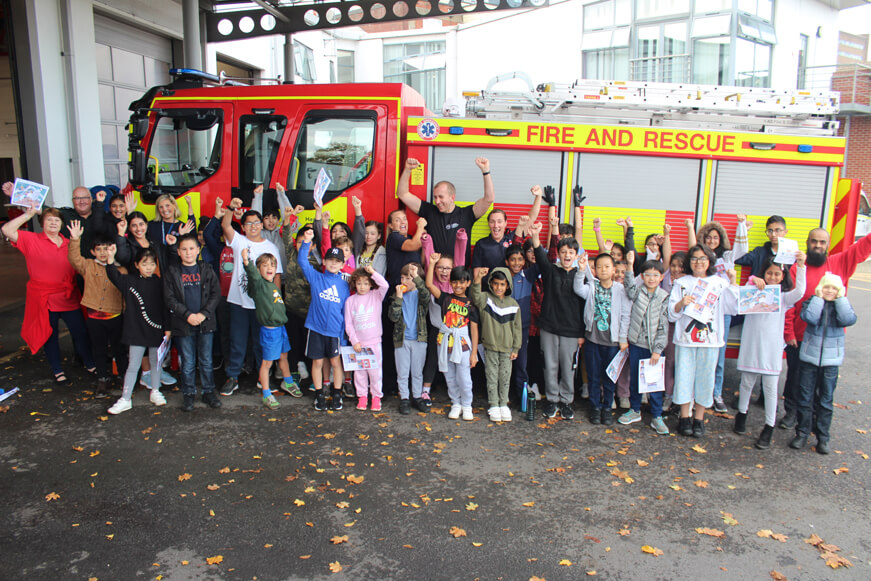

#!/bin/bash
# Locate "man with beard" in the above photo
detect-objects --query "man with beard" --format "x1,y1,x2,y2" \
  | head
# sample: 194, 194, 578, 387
780, 227, 871, 429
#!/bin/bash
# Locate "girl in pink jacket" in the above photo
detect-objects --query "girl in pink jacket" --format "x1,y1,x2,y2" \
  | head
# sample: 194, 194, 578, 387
344, 266, 389, 410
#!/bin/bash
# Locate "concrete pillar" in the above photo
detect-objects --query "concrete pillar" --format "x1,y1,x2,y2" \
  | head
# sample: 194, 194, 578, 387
183, 0, 203, 70
284, 33, 295, 82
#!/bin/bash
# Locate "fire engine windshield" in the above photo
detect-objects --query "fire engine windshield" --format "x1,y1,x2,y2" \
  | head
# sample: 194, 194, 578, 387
288, 112, 376, 206
146, 109, 222, 192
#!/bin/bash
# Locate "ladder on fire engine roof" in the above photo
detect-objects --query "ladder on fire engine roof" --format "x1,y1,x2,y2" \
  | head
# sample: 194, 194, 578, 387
450, 74, 842, 136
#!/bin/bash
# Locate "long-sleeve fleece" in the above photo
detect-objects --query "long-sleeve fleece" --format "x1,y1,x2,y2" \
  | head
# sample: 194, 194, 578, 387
344, 271, 389, 346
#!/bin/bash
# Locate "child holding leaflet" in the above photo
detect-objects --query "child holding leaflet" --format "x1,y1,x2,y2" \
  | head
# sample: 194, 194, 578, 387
344, 266, 389, 411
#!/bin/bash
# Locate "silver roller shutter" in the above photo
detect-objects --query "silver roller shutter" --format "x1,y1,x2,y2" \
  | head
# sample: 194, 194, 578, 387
432, 147, 563, 204
712, 161, 828, 220
578, 153, 701, 211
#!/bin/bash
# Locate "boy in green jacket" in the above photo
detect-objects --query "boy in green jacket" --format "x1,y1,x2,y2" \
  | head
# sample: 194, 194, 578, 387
242, 248, 302, 410
470, 266, 522, 423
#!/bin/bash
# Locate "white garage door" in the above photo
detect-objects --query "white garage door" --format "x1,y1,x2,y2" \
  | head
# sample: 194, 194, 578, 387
94, 14, 173, 187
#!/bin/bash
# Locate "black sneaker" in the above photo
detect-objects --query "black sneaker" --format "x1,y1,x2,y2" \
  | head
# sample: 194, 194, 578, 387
330, 389, 343, 411
399, 399, 411, 415
94, 380, 110, 399
202, 392, 222, 408
559, 403, 574, 420
220, 377, 238, 396
692, 419, 706, 438
778, 410, 797, 429
181, 394, 195, 412
589, 407, 602, 425
542, 401, 558, 418
342, 380, 355, 398
412, 398, 428, 413
601, 409, 613, 426
816, 439, 831, 455
314, 391, 328, 411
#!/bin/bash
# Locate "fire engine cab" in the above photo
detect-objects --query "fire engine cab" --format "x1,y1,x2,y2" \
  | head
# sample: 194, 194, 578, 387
126, 69, 861, 263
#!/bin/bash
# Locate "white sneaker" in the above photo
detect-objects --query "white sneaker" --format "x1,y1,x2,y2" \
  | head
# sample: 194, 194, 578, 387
619, 397, 631, 409
488, 406, 502, 422
448, 404, 462, 420
297, 361, 310, 381
462, 406, 474, 421
499, 406, 512, 422
108, 397, 132, 415
139, 370, 152, 388
530, 383, 542, 401
150, 389, 167, 406
581, 383, 589, 398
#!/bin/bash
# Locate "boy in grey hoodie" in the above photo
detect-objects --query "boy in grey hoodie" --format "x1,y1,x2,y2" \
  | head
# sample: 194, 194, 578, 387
471, 266, 522, 422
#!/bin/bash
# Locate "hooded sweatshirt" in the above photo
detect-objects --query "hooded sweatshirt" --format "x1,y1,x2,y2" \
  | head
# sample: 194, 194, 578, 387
469, 266, 523, 354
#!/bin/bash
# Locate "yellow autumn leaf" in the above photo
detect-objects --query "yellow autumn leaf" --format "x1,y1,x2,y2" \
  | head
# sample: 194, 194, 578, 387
721, 512, 739, 526
522, 501, 535, 507
641, 545, 664, 556
299, 555, 311, 559
695, 527, 725, 538
465, 502, 478, 511
472, 542, 483, 547
449, 526, 467, 538
636, 459, 649, 467
330, 535, 349, 545
293, 499, 305, 506
72, 446, 84, 452
178, 473, 192, 482
618, 528, 631, 536
559, 559, 572, 566
347, 474, 365, 484
691, 444, 707, 454
45, 492, 60, 501
694, 480, 709, 488
336, 501, 350, 509
264, 544, 273, 548
329, 561, 343, 573
205, 555, 223, 565
219, 466, 230, 474
833, 467, 849, 475
757, 529, 774, 538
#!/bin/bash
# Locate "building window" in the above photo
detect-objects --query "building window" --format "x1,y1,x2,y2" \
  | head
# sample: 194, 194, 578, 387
294, 41, 316, 83
694, 0, 732, 15
635, 0, 689, 21
797, 33, 808, 89
384, 41, 446, 111
584, 48, 631, 80
633, 21, 689, 83
692, 37, 730, 84
738, 0, 773, 21
735, 38, 770, 87
584, 0, 630, 30
337, 50, 355, 83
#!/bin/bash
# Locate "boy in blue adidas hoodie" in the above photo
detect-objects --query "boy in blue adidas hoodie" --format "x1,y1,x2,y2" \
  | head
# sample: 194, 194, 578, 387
298, 228, 351, 411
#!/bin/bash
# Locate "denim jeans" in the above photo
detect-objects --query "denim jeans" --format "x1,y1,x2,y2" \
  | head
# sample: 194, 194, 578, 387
796, 360, 839, 442
226, 303, 261, 379
713, 314, 732, 399
628, 344, 663, 417
45, 309, 95, 374
176, 331, 216, 395
585, 341, 620, 410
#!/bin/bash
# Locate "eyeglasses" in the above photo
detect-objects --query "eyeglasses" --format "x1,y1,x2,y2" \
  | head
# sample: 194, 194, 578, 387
244, 220, 262, 227
689, 256, 709, 263
766, 228, 786, 235
436, 266, 452, 271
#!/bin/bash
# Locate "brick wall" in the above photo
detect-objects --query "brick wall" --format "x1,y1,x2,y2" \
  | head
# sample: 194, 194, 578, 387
841, 115, 871, 190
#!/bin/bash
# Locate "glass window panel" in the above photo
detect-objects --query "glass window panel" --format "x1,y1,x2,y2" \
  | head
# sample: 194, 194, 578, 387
98, 84, 115, 121
737, 0, 755, 13
692, 37, 730, 84
636, 0, 689, 20
583, 30, 613, 50
96, 44, 112, 82
240, 115, 287, 189
615, 0, 631, 25
584, 0, 613, 30
694, 0, 732, 14
337, 50, 355, 82
758, 21, 776, 44
738, 15, 760, 41
145, 110, 223, 191
111, 47, 145, 87
613, 26, 631, 47
692, 14, 731, 37
101, 124, 118, 160
663, 22, 687, 55
104, 164, 120, 187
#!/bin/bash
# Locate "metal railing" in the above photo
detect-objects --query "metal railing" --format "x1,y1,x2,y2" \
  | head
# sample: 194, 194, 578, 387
629, 54, 691, 84
804, 63, 871, 111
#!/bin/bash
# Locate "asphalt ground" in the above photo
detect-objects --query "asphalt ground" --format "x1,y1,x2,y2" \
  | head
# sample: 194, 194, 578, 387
2, 265, 871, 580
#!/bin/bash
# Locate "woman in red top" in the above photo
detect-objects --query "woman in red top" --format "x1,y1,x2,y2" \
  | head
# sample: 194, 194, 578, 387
2, 205, 95, 383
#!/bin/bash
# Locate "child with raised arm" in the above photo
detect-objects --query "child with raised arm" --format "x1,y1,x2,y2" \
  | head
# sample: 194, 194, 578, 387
344, 265, 389, 411
573, 252, 632, 425
298, 228, 351, 411
105, 246, 169, 414
389, 263, 430, 414
350, 195, 387, 276
426, 252, 479, 421
530, 222, 586, 420
164, 234, 223, 411
733, 253, 806, 449
470, 266, 522, 422
620, 253, 671, 434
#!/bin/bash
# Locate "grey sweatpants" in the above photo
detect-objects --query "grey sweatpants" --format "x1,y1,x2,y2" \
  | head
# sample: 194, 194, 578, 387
445, 358, 473, 407
738, 371, 779, 427
485, 349, 512, 407
540, 330, 580, 404
395, 340, 427, 399
123, 345, 160, 400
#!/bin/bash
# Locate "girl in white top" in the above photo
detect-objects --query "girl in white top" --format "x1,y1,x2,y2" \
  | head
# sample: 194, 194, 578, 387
733, 253, 806, 449
668, 244, 739, 438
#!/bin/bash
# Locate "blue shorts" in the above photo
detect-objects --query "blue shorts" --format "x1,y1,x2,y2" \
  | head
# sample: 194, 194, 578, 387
260, 326, 291, 362
306, 329, 340, 360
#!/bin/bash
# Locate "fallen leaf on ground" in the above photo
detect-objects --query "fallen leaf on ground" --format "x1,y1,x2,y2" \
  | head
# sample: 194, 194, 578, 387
219, 466, 230, 473
299, 555, 311, 559
769, 571, 787, 580
822, 552, 853, 569
330, 535, 349, 545
833, 467, 849, 475
329, 561, 343, 573
466, 502, 478, 511
529, 577, 545, 581
206, 555, 223, 565
618, 529, 631, 536
294, 499, 305, 506
336, 501, 350, 509
721, 512, 739, 526
178, 473, 192, 482
449, 526, 467, 538
636, 460, 649, 467
472, 542, 483, 547
691, 444, 707, 454
696, 528, 725, 538
805, 534, 824, 547
694, 480, 709, 488
641, 545, 663, 556
522, 501, 535, 507
45, 492, 60, 501
559, 559, 572, 566
347, 475, 364, 484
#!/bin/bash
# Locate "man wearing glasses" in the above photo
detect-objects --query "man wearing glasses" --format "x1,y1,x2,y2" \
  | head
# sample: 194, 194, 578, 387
219, 196, 282, 396
59, 187, 104, 258
734, 215, 787, 277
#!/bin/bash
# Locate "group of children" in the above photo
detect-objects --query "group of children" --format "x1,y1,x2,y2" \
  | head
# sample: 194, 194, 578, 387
35, 183, 858, 453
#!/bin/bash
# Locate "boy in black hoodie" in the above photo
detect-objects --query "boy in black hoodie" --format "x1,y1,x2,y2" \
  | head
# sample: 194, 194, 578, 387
530, 222, 586, 420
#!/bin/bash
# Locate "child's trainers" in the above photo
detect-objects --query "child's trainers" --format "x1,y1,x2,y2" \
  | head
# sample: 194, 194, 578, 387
650, 416, 669, 435
356, 397, 368, 411
108, 397, 132, 415
149, 389, 167, 406
462, 406, 474, 421
281, 380, 302, 398
262, 394, 280, 410
618, 409, 642, 424
313, 391, 328, 411
488, 406, 502, 422
448, 404, 462, 419
370, 396, 382, 411
499, 406, 512, 422
421, 391, 433, 407
330, 389, 343, 411
139, 370, 152, 388
342, 379, 355, 398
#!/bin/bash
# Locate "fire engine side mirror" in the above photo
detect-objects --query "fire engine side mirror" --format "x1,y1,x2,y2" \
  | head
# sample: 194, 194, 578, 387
129, 148, 149, 188
130, 116, 150, 141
